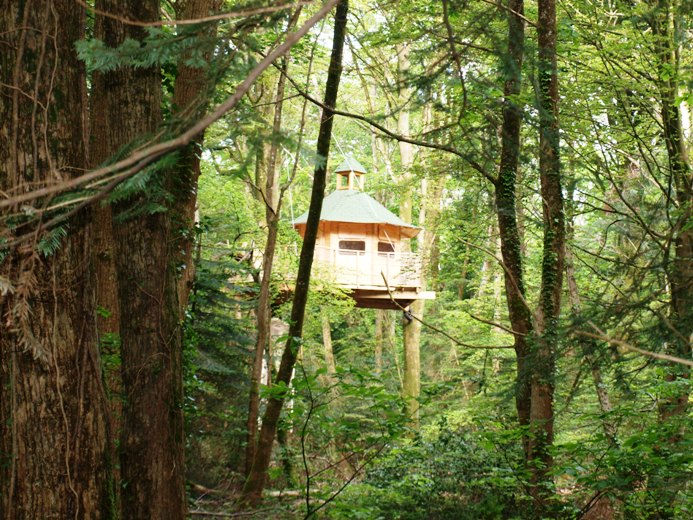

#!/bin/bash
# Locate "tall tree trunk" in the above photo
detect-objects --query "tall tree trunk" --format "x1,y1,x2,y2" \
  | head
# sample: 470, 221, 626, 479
245, 91, 273, 473
402, 301, 422, 424
396, 42, 421, 427
103, 1, 186, 517
173, 0, 222, 315
89, 0, 144, 512
476, 219, 498, 298
493, 0, 533, 458
321, 311, 337, 376
375, 310, 396, 375
375, 310, 385, 374
245, 218, 278, 476
0, 1, 111, 517
367, 89, 395, 378
530, 0, 564, 506
242, 0, 348, 505
425, 173, 445, 291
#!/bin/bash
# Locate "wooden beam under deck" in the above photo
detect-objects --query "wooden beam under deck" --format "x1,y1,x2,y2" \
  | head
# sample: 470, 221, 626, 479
350, 288, 436, 310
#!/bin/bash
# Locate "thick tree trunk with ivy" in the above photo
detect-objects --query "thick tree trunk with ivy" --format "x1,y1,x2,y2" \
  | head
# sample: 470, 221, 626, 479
0, 1, 111, 517
530, 0, 564, 506
242, 0, 349, 505
103, 1, 185, 518
493, 0, 533, 458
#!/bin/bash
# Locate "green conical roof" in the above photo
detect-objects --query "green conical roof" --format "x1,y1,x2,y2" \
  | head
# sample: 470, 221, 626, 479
293, 190, 420, 238
335, 157, 367, 174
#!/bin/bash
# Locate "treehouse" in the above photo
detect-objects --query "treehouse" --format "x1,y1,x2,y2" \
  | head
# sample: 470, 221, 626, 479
293, 158, 435, 310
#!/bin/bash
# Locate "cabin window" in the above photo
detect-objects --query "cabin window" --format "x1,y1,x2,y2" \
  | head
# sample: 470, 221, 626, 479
339, 240, 366, 252
377, 242, 395, 253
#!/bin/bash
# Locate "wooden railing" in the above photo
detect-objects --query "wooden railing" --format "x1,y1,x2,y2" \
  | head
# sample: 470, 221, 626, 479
312, 246, 422, 289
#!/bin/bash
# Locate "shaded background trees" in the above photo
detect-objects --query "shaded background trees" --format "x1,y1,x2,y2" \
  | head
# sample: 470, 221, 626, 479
1, 0, 691, 518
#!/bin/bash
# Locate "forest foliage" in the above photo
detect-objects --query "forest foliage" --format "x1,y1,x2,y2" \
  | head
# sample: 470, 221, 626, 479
0, 0, 691, 518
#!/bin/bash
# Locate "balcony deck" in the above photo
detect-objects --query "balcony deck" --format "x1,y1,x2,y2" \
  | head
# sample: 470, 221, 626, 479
312, 246, 435, 309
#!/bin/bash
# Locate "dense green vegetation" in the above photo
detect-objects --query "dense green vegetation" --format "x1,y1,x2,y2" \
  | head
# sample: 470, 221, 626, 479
1, 0, 690, 518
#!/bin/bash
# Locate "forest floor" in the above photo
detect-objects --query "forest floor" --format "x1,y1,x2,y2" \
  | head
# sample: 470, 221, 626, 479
189, 489, 305, 519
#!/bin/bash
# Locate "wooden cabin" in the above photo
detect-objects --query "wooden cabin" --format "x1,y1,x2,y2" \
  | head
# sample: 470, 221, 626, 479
293, 158, 435, 309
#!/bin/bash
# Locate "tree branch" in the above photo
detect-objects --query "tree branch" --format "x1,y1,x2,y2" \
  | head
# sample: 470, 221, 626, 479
278, 68, 495, 182
0, 0, 341, 212
75, 0, 314, 27
576, 324, 693, 367
381, 274, 513, 350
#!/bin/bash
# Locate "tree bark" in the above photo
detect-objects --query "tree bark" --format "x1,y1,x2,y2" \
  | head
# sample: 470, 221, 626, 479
101, 1, 186, 518
321, 311, 337, 376
476, 219, 497, 299
375, 310, 396, 375
0, 1, 110, 517
425, 173, 445, 290
241, 0, 349, 505
530, 0, 564, 506
493, 0, 533, 458
172, 0, 223, 315
396, 42, 422, 427
89, 1, 144, 512
402, 301, 423, 425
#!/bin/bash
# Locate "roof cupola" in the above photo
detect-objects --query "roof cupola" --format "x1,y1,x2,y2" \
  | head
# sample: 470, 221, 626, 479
335, 157, 367, 191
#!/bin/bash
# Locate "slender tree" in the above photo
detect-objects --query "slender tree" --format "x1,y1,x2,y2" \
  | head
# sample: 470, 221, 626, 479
246, 12, 301, 475
242, 0, 349, 505
493, 0, 533, 458
396, 42, 423, 427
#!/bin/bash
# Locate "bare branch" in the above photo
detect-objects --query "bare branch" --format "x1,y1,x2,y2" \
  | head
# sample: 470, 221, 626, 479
0, 0, 340, 213
278, 69, 496, 182
458, 238, 535, 321
381, 273, 513, 350
75, 0, 314, 27
467, 312, 526, 337
576, 324, 693, 367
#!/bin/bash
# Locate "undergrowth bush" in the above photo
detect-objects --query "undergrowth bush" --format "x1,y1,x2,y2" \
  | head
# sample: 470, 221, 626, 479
324, 418, 528, 519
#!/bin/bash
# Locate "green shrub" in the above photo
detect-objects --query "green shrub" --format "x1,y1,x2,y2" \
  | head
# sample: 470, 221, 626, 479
325, 419, 527, 519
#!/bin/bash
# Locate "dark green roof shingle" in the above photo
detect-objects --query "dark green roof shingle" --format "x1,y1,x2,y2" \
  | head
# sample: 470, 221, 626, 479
293, 190, 419, 235
334, 157, 367, 173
